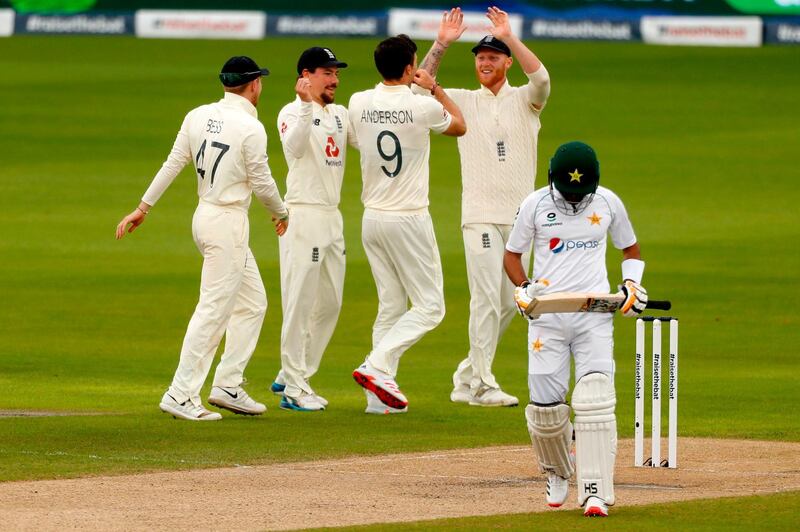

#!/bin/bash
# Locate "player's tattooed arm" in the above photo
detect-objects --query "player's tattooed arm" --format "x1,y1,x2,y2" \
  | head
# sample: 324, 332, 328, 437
420, 8, 465, 77
420, 42, 448, 77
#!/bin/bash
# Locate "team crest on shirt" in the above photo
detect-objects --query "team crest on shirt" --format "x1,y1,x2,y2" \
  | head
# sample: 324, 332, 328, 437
587, 212, 602, 225
280, 122, 288, 134
532, 338, 543, 352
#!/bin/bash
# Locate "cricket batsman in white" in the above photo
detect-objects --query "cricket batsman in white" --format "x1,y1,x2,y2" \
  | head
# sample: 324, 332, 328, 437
504, 141, 648, 516
418, 7, 551, 407
271, 47, 353, 412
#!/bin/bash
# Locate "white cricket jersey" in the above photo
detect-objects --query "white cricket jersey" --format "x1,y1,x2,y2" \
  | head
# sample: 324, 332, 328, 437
277, 97, 352, 207
348, 83, 452, 211
142, 92, 287, 217
506, 186, 637, 293
447, 73, 545, 226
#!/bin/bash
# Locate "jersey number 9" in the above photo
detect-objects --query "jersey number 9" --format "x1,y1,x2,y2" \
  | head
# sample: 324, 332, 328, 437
377, 130, 402, 178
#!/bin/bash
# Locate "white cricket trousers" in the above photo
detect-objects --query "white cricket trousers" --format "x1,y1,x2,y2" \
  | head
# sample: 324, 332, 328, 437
167, 202, 267, 405
527, 313, 615, 404
278, 205, 345, 399
453, 223, 529, 391
362, 208, 445, 377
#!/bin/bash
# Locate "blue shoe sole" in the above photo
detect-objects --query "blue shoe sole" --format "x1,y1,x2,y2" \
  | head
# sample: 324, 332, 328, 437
270, 381, 286, 395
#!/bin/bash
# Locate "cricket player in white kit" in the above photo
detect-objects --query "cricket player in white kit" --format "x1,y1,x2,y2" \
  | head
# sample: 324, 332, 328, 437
349, 35, 466, 414
116, 56, 289, 421
504, 142, 649, 516
271, 47, 353, 412
418, 7, 551, 407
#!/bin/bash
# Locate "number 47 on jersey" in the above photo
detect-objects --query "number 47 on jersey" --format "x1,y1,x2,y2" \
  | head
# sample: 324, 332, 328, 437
195, 139, 230, 186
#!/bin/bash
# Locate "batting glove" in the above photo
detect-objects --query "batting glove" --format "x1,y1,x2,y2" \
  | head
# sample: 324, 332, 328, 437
514, 279, 549, 320
619, 280, 648, 317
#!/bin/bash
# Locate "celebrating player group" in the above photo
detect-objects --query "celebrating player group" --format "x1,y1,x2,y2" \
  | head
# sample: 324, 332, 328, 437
115, 5, 651, 518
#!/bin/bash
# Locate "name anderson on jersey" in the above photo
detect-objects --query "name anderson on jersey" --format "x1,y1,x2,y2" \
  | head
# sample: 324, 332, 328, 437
360, 109, 413, 124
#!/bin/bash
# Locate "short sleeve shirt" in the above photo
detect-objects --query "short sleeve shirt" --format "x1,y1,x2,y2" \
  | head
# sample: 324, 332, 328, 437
348, 83, 451, 211
506, 186, 637, 293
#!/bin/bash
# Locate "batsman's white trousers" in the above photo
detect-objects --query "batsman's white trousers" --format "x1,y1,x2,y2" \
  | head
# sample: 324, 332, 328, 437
167, 202, 267, 405
278, 204, 345, 399
527, 313, 615, 405
453, 223, 529, 391
362, 208, 445, 377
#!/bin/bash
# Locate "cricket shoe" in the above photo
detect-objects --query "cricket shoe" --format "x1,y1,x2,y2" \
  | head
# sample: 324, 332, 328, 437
270, 380, 286, 396
280, 393, 325, 412
583, 496, 609, 517
352, 361, 408, 409
449, 384, 473, 404
208, 386, 266, 415
546, 473, 569, 507
305, 379, 328, 407
365, 390, 407, 415
468, 386, 519, 407
313, 393, 329, 407
159, 392, 221, 421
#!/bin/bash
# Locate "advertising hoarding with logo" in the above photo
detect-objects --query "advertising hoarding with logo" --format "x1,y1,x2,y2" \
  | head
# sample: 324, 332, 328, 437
15, 13, 131, 34
135, 10, 265, 40
641, 16, 763, 46
268, 15, 385, 36
388, 8, 523, 42
526, 18, 637, 41
0, 8, 13, 36
765, 20, 800, 43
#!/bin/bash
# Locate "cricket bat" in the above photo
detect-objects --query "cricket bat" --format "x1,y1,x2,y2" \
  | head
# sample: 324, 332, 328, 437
524, 292, 672, 316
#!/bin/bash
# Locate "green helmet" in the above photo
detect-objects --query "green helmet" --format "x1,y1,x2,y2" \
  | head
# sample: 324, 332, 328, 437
548, 141, 600, 215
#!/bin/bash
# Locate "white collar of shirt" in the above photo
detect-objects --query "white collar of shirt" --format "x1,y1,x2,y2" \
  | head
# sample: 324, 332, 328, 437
479, 79, 512, 98
222, 92, 258, 118
376, 82, 412, 93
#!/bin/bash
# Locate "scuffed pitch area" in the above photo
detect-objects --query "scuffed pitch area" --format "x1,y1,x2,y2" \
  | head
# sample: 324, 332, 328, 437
0, 410, 110, 418
1, 438, 798, 531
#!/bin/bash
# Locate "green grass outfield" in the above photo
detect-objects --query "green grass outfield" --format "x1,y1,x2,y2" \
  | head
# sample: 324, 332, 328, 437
1, 35, 798, 524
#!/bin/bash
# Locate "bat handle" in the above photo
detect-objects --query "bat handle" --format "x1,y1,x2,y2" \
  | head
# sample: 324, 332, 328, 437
646, 300, 672, 311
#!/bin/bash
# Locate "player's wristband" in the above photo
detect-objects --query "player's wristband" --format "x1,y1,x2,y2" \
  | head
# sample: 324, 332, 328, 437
520, 280, 531, 288
136, 206, 149, 215
621, 258, 645, 284
430, 83, 439, 95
